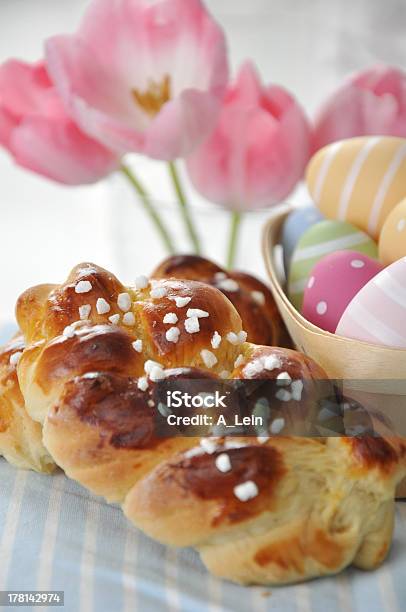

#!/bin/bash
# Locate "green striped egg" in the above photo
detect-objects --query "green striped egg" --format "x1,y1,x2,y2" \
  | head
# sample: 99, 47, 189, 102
288, 220, 378, 311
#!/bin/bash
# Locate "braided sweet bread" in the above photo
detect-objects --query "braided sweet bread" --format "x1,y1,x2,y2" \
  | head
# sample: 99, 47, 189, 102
14, 263, 322, 497
0, 335, 53, 472
4, 262, 406, 585
125, 436, 404, 584
152, 254, 290, 347
0, 256, 286, 474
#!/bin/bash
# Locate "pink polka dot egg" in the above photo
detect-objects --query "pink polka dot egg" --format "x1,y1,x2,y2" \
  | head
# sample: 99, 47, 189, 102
336, 256, 406, 348
302, 251, 383, 333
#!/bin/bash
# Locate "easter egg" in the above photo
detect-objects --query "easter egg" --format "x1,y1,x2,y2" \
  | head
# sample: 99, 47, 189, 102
336, 257, 406, 348
306, 136, 406, 240
288, 220, 378, 310
281, 205, 324, 272
302, 251, 383, 333
379, 197, 406, 265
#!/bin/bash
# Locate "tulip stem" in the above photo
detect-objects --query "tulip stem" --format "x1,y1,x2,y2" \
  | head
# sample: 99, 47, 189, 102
226, 211, 242, 269
121, 163, 175, 254
168, 161, 202, 254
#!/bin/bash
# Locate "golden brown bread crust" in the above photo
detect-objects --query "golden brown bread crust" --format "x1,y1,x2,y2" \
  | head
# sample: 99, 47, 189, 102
14, 263, 322, 499
0, 336, 54, 472
8, 260, 406, 585
151, 255, 290, 347
43, 369, 200, 501
35, 325, 143, 394
124, 435, 405, 584
124, 441, 287, 546
41, 340, 330, 500
231, 345, 333, 436
16, 263, 244, 424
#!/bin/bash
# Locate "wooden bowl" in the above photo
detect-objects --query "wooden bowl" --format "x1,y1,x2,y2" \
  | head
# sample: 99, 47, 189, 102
262, 205, 406, 497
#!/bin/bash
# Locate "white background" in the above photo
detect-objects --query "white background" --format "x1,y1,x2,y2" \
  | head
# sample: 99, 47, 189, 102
0, 0, 404, 319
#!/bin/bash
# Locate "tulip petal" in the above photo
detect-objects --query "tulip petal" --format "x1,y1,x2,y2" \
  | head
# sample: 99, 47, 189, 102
0, 60, 56, 117
45, 0, 228, 159
46, 35, 139, 144
314, 64, 406, 150
144, 89, 220, 160
246, 104, 310, 207
314, 87, 370, 151
9, 116, 119, 185
78, 0, 227, 94
226, 61, 263, 106
0, 107, 17, 148
0, 58, 119, 184
187, 64, 311, 210
353, 65, 405, 99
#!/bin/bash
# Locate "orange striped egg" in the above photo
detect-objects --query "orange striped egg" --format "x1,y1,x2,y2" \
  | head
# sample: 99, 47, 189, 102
379, 197, 406, 265
306, 137, 406, 240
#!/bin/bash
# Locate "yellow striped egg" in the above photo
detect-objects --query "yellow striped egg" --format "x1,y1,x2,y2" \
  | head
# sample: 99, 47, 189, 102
379, 197, 406, 265
306, 136, 406, 240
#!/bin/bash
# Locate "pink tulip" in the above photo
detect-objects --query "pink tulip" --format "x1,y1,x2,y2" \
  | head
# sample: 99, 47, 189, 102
186, 61, 311, 210
314, 65, 406, 150
45, 0, 229, 161
0, 60, 119, 184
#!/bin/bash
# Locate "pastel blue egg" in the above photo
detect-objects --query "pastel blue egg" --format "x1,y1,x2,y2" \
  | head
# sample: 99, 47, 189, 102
282, 205, 324, 273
